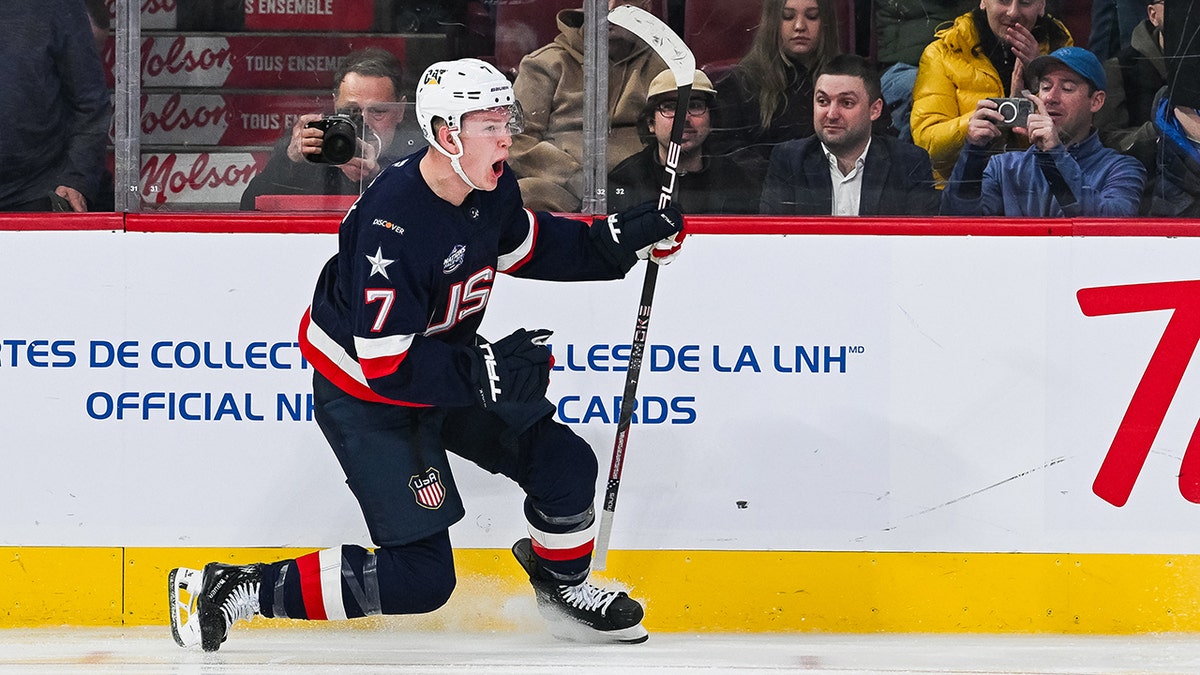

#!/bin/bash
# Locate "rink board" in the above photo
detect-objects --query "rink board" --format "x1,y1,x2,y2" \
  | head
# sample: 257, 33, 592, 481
5, 547, 1200, 633
4, 217, 1200, 630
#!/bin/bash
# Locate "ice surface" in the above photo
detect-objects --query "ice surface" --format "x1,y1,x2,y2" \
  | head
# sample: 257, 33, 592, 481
2, 625, 1200, 674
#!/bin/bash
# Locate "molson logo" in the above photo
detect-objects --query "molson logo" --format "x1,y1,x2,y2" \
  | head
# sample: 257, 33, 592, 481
140, 94, 230, 145
139, 36, 236, 87
140, 152, 266, 205
1078, 280, 1200, 506
136, 93, 320, 145
101, 0, 177, 29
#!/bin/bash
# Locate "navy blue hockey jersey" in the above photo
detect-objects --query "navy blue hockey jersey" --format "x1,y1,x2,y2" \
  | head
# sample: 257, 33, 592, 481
299, 147, 629, 407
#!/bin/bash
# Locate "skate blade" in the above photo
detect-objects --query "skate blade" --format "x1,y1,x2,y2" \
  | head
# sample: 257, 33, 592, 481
545, 619, 649, 644
168, 567, 203, 648
538, 606, 649, 644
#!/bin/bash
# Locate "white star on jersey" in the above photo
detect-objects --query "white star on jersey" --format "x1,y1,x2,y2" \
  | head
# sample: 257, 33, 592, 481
366, 247, 394, 279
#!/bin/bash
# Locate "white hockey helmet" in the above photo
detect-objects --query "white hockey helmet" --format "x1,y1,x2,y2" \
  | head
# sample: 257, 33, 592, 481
416, 58, 521, 149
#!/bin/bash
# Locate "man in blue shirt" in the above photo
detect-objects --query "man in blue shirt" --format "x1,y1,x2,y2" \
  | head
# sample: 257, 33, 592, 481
941, 47, 1146, 217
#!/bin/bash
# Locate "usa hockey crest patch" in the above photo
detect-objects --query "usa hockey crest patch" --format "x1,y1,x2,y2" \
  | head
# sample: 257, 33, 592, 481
409, 467, 446, 509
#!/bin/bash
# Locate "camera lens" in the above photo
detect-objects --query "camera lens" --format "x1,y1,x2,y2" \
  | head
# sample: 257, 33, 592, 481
321, 120, 357, 165
304, 114, 363, 164
998, 101, 1016, 123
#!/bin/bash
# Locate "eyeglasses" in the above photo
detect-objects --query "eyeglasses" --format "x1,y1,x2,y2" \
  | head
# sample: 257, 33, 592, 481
655, 98, 709, 118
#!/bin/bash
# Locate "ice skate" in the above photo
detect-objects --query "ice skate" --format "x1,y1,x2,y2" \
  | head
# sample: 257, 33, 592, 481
512, 538, 648, 644
168, 562, 262, 652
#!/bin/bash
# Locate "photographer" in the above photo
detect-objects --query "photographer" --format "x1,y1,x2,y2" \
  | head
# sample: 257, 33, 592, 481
240, 48, 425, 210
941, 47, 1145, 217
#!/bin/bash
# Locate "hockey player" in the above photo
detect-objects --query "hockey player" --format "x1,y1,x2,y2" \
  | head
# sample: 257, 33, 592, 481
168, 58, 684, 651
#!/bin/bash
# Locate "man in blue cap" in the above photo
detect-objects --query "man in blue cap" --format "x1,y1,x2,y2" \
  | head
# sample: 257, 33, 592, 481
941, 46, 1147, 217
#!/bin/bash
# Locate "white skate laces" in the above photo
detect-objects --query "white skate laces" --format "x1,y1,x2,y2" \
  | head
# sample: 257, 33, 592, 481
218, 579, 261, 630
557, 582, 620, 615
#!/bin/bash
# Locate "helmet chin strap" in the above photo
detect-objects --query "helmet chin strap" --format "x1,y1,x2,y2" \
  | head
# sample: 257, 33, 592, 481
432, 127, 483, 192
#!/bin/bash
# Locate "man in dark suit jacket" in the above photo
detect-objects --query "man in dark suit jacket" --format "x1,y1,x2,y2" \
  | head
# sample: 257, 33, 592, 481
759, 54, 940, 216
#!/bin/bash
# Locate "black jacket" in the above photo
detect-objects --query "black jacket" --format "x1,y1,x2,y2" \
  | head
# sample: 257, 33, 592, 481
759, 134, 940, 216
240, 123, 425, 210
607, 144, 760, 215
1148, 96, 1200, 217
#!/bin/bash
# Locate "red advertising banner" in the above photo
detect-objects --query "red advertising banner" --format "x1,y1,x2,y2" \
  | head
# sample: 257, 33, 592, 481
140, 151, 271, 207
243, 0, 374, 31
140, 93, 327, 146
104, 35, 421, 89
103, 0, 178, 30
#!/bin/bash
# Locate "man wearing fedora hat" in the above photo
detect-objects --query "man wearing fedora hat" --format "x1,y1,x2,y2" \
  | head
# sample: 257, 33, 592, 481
607, 68, 760, 214
942, 46, 1146, 216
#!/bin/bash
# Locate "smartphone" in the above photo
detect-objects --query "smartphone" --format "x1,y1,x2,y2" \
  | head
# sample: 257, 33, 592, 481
49, 192, 72, 212
987, 97, 1034, 128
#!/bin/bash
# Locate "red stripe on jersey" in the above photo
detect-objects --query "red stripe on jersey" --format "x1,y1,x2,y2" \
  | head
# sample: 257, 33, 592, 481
298, 309, 428, 408
501, 209, 539, 274
531, 538, 594, 562
295, 551, 328, 621
360, 351, 407, 380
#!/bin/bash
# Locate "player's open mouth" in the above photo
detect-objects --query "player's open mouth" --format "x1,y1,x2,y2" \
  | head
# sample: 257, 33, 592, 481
491, 160, 504, 177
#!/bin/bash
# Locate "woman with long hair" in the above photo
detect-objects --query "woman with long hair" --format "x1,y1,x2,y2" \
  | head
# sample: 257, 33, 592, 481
711, 0, 840, 177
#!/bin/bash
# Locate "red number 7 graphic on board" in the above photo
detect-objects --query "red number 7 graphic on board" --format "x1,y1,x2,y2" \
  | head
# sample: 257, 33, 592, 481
1077, 280, 1200, 507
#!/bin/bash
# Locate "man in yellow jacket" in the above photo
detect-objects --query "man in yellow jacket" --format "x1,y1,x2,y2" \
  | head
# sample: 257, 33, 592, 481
911, 0, 1072, 183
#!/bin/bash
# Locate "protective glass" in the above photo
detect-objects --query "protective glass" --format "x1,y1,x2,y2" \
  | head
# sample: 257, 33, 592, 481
337, 103, 401, 125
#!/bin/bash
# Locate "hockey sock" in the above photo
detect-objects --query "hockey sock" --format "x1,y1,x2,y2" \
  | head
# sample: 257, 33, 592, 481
524, 502, 595, 585
257, 531, 455, 619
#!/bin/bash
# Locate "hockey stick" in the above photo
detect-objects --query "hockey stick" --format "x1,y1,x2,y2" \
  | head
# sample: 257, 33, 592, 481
592, 4, 694, 571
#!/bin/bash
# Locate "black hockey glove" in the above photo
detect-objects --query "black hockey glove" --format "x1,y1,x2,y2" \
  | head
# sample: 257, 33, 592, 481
590, 201, 685, 271
465, 328, 553, 409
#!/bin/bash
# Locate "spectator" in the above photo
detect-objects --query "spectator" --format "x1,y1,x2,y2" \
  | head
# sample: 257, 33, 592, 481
240, 48, 425, 210
760, 54, 940, 216
941, 47, 1146, 217
911, 0, 1072, 184
84, 0, 115, 212
1146, 93, 1200, 217
608, 69, 759, 214
710, 0, 841, 180
508, 0, 667, 213
1090, 0, 1147, 60
0, 0, 111, 212
1095, 0, 1166, 173
83, 0, 109, 51
876, 0, 977, 141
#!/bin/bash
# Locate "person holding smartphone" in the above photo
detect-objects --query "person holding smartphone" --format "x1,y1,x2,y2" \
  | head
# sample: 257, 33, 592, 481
941, 47, 1146, 216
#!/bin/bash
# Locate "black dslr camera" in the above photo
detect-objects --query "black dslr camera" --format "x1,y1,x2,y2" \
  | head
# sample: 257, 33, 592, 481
987, 97, 1034, 128
305, 111, 364, 165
